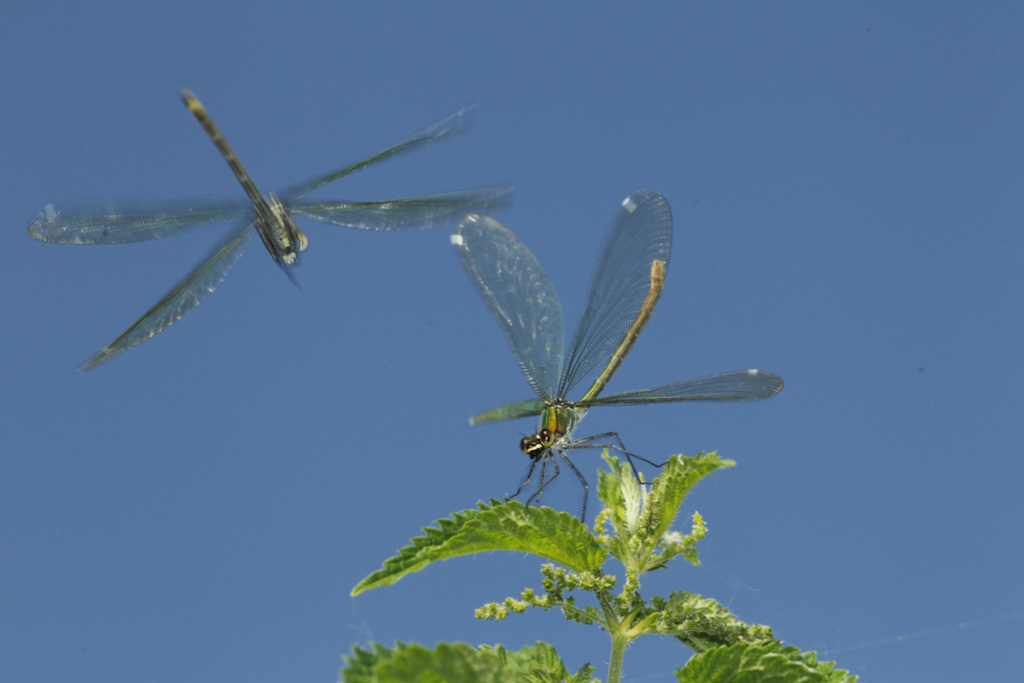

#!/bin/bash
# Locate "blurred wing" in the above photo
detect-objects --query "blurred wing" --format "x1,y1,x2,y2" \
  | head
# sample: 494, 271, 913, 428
290, 186, 514, 229
81, 222, 254, 370
451, 214, 564, 400
28, 202, 249, 244
580, 369, 784, 407
560, 190, 673, 397
282, 105, 477, 201
469, 398, 548, 425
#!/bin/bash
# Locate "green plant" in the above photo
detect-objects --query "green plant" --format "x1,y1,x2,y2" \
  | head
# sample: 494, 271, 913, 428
344, 453, 856, 682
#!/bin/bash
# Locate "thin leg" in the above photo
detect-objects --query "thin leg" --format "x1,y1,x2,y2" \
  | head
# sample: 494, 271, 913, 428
557, 448, 590, 522
511, 457, 542, 500
567, 431, 666, 483
526, 454, 559, 508
508, 433, 664, 522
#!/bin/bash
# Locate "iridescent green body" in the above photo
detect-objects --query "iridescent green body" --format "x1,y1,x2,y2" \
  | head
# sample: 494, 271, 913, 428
520, 402, 584, 459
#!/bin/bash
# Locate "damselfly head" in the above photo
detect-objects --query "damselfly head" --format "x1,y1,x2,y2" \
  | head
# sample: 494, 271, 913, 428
520, 428, 557, 460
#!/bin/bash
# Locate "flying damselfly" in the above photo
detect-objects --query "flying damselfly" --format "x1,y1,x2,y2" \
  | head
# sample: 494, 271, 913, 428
29, 90, 512, 369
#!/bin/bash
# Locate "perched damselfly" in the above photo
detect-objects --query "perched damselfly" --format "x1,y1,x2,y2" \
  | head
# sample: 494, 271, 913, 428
451, 190, 782, 520
29, 90, 512, 369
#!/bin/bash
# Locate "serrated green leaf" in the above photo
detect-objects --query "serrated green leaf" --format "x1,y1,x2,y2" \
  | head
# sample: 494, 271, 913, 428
567, 663, 599, 683
351, 501, 493, 595
339, 641, 584, 683
645, 592, 776, 653
772, 647, 858, 683
509, 642, 588, 683
677, 643, 825, 683
444, 501, 605, 572
352, 501, 606, 595
375, 643, 491, 682
648, 453, 733, 542
340, 642, 391, 682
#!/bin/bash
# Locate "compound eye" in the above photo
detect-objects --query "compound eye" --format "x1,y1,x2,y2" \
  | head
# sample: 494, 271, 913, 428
520, 434, 545, 459
539, 428, 555, 447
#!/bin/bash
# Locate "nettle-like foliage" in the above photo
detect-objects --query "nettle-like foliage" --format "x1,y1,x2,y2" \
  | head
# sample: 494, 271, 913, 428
345, 453, 856, 683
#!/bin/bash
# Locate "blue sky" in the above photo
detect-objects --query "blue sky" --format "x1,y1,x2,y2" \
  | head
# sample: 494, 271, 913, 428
2, 3, 1022, 682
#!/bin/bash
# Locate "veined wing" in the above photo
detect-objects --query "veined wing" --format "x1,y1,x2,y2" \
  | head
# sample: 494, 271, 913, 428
291, 186, 514, 229
282, 106, 477, 201
451, 214, 564, 400
578, 369, 784, 407
28, 202, 250, 244
81, 222, 254, 370
560, 190, 672, 398
469, 398, 548, 425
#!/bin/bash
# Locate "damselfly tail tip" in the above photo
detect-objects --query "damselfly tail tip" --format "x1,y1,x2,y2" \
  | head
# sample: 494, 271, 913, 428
180, 89, 202, 113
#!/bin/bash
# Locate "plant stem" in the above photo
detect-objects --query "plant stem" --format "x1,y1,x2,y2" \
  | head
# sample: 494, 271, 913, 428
607, 628, 629, 683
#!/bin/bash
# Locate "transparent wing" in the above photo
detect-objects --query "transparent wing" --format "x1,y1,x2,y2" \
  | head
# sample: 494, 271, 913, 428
451, 214, 564, 400
282, 105, 477, 201
560, 190, 673, 397
27, 202, 250, 244
579, 369, 784, 407
290, 186, 514, 229
469, 398, 548, 425
81, 222, 254, 370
